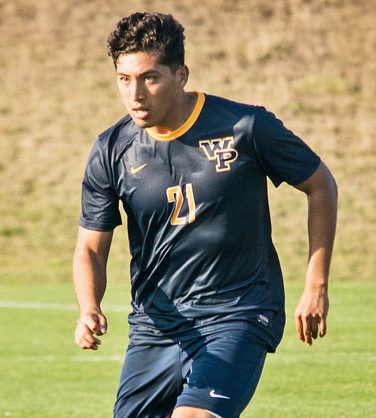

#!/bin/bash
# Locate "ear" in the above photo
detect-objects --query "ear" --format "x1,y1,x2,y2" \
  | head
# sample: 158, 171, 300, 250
175, 65, 189, 89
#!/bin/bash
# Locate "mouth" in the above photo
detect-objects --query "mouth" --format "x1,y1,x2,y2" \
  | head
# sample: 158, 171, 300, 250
132, 108, 150, 120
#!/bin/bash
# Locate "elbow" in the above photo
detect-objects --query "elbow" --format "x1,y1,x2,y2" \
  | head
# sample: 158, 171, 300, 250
327, 167, 338, 203
316, 161, 338, 202
73, 247, 107, 270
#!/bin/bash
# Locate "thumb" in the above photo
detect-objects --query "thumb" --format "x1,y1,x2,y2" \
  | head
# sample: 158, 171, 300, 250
85, 314, 101, 335
319, 316, 327, 337
97, 313, 108, 335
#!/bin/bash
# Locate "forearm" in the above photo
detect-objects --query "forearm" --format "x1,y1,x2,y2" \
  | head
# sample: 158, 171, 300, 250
294, 162, 337, 344
305, 172, 338, 289
73, 228, 112, 349
73, 250, 107, 315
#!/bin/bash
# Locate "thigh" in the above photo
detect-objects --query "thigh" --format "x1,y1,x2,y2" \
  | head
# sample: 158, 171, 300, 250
176, 329, 268, 418
114, 342, 183, 418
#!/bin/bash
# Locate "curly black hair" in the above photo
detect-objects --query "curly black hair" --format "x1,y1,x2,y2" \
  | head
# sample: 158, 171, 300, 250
107, 12, 185, 71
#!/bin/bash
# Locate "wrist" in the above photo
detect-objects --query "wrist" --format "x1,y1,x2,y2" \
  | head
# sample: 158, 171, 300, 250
304, 276, 328, 291
79, 305, 102, 317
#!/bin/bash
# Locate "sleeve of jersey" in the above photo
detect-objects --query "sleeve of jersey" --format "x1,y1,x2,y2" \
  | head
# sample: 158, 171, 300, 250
252, 108, 321, 187
79, 139, 122, 232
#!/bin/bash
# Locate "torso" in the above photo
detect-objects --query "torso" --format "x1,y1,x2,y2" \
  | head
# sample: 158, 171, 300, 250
81, 93, 320, 350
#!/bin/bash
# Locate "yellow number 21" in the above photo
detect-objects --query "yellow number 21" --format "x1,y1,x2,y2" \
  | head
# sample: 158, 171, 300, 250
166, 183, 196, 225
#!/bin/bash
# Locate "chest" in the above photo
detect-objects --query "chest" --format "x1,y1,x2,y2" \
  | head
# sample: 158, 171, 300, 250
115, 131, 262, 224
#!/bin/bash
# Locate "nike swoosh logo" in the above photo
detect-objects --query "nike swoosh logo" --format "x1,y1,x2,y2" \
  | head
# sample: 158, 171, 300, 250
209, 389, 230, 400
130, 163, 148, 174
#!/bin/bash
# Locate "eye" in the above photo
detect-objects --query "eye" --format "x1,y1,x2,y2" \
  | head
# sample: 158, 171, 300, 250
119, 76, 130, 84
144, 74, 157, 83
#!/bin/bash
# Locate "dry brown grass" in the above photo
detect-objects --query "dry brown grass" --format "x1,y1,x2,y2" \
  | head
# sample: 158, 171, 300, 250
0, 0, 375, 283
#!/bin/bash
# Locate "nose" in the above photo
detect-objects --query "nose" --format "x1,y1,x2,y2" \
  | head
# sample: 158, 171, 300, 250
130, 79, 145, 102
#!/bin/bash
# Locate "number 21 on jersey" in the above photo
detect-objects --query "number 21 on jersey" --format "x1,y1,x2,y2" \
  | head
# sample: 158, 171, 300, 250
166, 183, 196, 225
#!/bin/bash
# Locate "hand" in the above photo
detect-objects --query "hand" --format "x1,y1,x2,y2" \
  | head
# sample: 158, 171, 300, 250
294, 286, 329, 346
75, 311, 107, 350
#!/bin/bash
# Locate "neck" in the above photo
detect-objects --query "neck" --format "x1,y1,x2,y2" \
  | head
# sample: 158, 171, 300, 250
148, 91, 197, 136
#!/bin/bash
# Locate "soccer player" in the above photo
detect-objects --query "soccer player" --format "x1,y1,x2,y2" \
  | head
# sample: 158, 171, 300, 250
73, 12, 337, 418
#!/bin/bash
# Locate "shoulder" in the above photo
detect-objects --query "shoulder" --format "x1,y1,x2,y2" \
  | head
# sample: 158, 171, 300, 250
199, 94, 269, 137
202, 94, 267, 130
204, 94, 263, 117
86, 114, 140, 172
96, 114, 138, 151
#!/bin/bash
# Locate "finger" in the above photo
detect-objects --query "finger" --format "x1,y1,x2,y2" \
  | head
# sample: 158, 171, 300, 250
295, 315, 305, 342
75, 322, 101, 349
83, 333, 101, 345
83, 345, 99, 351
81, 341, 99, 350
303, 316, 313, 346
77, 333, 101, 350
311, 316, 319, 340
86, 315, 101, 335
319, 316, 327, 337
83, 335, 101, 350
78, 340, 98, 350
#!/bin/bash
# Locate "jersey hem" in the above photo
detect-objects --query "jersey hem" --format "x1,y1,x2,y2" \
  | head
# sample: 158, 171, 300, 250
289, 156, 321, 186
79, 219, 121, 232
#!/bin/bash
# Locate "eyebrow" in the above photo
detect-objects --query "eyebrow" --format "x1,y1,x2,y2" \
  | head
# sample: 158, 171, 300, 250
116, 70, 160, 76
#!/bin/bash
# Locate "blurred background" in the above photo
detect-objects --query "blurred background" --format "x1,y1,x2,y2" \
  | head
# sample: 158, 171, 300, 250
0, 1, 375, 417
0, 0, 375, 285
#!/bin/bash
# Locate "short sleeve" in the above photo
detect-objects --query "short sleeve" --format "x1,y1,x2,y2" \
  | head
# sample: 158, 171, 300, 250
252, 108, 321, 187
79, 139, 122, 231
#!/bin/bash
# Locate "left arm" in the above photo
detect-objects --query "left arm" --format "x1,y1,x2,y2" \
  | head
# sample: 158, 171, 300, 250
294, 161, 338, 346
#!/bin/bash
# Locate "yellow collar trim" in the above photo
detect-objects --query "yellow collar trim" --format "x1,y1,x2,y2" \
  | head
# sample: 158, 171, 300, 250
146, 92, 205, 141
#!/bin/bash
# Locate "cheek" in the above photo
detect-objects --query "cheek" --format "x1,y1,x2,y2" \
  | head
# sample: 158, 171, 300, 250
152, 85, 175, 106
116, 80, 123, 93
117, 86, 131, 105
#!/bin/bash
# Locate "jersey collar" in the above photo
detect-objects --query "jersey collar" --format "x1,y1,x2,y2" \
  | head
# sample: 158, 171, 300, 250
146, 92, 205, 141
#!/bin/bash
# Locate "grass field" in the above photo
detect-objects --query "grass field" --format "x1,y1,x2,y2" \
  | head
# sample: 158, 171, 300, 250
1, 280, 375, 418
1, 0, 375, 417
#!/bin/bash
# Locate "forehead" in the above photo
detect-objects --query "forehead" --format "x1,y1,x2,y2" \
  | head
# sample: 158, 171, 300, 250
116, 51, 168, 75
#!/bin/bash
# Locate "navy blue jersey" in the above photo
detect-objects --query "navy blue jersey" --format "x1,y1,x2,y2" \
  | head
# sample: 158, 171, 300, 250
80, 93, 320, 351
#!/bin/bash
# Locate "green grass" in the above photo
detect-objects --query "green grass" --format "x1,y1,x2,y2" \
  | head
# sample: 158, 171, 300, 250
1, 0, 375, 416
1, 281, 375, 418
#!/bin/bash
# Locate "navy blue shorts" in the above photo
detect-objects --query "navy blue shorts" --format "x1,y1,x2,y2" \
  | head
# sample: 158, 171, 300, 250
113, 326, 267, 418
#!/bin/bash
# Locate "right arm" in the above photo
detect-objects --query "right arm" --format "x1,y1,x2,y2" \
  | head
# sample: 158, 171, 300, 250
73, 226, 113, 350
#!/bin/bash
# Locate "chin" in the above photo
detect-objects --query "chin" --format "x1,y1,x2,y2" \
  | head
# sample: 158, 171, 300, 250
131, 117, 152, 128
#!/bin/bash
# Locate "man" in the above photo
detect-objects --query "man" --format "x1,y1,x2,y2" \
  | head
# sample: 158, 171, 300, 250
73, 12, 337, 418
